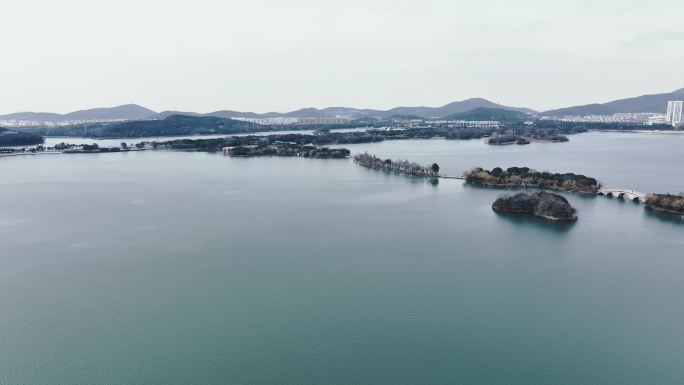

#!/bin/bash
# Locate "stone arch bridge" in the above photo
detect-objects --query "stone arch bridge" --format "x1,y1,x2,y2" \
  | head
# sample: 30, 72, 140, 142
598, 189, 648, 203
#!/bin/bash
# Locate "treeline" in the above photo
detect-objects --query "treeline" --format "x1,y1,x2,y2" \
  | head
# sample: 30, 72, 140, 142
226, 145, 350, 158
29, 115, 258, 138
645, 194, 684, 215
0, 128, 44, 146
12, 115, 676, 141
149, 125, 583, 153
22, 117, 381, 139
488, 132, 569, 145
464, 166, 599, 193
353, 152, 439, 177
441, 107, 530, 122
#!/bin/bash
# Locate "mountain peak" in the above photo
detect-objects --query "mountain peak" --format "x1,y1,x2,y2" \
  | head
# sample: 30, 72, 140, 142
64, 104, 157, 120
544, 88, 684, 116
0, 104, 158, 122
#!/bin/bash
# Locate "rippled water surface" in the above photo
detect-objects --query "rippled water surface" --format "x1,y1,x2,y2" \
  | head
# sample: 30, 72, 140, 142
1, 133, 683, 384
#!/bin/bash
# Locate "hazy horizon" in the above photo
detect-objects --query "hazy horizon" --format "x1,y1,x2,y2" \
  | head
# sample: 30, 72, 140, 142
3, 0, 683, 115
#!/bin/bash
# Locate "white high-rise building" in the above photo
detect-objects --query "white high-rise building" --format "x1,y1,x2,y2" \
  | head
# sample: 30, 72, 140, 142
666, 101, 683, 127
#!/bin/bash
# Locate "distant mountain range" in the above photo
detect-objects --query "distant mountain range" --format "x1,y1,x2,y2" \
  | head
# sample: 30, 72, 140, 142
542, 88, 684, 116
0, 99, 534, 123
0, 104, 155, 122
2, 87, 683, 123
149, 98, 536, 121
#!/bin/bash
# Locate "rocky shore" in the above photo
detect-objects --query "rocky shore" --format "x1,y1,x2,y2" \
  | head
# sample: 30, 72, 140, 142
464, 166, 599, 194
645, 194, 684, 216
492, 191, 578, 221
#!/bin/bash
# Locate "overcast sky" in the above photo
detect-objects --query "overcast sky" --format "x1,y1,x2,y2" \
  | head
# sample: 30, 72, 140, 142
2, 0, 683, 114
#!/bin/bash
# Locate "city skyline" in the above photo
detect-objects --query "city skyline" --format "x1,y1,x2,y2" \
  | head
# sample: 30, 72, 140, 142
666, 100, 684, 126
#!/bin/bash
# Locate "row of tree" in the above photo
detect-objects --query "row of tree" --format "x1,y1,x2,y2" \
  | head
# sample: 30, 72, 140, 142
353, 152, 439, 177
227, 145, 350, 158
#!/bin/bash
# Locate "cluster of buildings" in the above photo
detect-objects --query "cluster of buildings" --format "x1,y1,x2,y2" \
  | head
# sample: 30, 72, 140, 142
0, 119, 125, 128
1, 115, 354, 128
431, 120, 500, 128
396, 119, 500, 129
666, 101, 683, 127
4, 101, 684, 129
231, 117, 352, 125
542, 101, 684, 127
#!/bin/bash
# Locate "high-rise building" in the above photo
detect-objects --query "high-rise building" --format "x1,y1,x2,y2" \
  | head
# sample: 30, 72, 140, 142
666, 101, 683, 127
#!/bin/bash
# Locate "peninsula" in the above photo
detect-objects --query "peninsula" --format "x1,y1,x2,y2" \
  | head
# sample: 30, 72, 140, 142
353, 152, 439, 177
487, 132, 569, 145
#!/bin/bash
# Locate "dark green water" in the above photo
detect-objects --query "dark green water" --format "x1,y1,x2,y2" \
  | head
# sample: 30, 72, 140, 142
1, 133, 683, 384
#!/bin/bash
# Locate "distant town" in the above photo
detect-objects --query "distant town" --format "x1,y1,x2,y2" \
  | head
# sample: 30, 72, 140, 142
2, 87, 684, 130
2, 103, 683, 129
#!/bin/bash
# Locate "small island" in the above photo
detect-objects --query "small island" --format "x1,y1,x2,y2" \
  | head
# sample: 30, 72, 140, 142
224, 144, 350, 158
492, 191, 578, 221
645, 194, 684, 216
353, 152, 439, 177
487, 133, 568, 145
464, 166, 599, 194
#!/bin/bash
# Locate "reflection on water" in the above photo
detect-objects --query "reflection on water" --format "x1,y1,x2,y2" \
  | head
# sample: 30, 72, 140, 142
354, 165, 440, 187
643, 208, 684, 224
344, 131, 684, 194
493, 210, 576, 233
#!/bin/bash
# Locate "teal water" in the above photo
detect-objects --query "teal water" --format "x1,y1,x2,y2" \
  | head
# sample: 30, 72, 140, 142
1, 133, 683, 384
344, 131, 684, 194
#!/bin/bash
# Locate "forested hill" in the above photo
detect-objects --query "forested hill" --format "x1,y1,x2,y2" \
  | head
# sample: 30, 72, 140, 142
43, 115, 261, 138
98, 115, 258, 137
441, 107, 530, 122
0, 127, 44, 146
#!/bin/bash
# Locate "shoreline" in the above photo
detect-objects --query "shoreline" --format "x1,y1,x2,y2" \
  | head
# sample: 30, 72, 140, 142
464, 179, 597, 195
492, 206, 577, 222
645, 204, 684, 216
590, 129, 684, 135
0, 151, 62, 158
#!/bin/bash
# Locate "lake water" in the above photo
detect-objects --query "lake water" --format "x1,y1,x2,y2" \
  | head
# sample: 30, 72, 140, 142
1, 132, 683, 384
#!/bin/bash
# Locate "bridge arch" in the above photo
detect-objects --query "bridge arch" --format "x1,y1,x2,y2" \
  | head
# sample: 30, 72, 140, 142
598, 188, 647, 203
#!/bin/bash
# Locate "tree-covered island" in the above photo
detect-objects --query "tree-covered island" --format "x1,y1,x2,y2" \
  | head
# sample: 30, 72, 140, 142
487, 132, 569, 145
353, 152, 440, 177
225, 145, 350, 158
492, 191, 578, 221
146, 125, 579, 153
464, 167, 599, 193
645, 194, 684, 215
